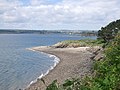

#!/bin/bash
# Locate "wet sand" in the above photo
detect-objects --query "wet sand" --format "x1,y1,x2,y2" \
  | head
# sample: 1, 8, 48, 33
26, 46, 94, 90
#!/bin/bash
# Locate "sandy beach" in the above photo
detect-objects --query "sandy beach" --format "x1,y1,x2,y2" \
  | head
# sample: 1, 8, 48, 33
26, 46, 95, 90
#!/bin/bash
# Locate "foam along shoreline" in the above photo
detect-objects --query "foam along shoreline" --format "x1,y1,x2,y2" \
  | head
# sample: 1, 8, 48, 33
26, 46, 93, 90
26, 48, 60, 88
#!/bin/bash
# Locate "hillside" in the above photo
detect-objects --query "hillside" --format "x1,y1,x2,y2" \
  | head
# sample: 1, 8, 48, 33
45, 19, 120, 90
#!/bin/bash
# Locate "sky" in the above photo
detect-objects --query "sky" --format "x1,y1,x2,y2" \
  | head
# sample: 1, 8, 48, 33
0, 0, 120, 30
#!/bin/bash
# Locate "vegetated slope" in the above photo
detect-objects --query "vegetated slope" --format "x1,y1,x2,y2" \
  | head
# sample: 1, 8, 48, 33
53, 39, 103, 48
98, 19, 120, 42
45, 19, 120, 90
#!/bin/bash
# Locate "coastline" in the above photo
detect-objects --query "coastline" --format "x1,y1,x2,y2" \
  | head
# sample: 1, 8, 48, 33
26, 50, 60, 88
25, 46, 95, 90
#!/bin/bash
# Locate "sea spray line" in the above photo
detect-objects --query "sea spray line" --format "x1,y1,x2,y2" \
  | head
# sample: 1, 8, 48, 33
26, 48, 60, 88
27, 52, 60, 87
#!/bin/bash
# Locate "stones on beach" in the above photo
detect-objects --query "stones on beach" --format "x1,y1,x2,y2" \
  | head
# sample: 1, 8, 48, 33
87, 46, 104, 61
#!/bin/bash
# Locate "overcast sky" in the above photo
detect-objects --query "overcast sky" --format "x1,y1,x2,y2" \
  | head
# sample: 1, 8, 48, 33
0, 0, 120, 30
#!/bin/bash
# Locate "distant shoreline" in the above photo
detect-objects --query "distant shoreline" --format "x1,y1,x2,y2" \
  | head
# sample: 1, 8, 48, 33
26, 46, 95, 90
0, 30, 97, 36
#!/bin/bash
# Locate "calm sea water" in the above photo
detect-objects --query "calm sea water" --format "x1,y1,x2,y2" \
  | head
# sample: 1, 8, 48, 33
0, 34, 96, 90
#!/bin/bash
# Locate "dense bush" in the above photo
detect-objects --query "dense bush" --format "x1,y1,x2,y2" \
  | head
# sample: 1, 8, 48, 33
98, 19, 120, 42
92, 32, 120, 90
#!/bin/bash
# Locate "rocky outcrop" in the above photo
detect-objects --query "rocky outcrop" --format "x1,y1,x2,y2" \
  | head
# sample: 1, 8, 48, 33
87, 46, 104, 61
53, 42, 85, 48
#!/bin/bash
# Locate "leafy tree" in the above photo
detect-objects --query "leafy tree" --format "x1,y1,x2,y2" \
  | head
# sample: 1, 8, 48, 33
98, 19, 120, 42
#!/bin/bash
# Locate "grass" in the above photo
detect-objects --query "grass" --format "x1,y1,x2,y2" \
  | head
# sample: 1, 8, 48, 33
55, 39, 104, 48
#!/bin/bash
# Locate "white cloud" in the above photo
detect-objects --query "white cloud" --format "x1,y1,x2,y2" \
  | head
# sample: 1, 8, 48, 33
0, 0, 120, 30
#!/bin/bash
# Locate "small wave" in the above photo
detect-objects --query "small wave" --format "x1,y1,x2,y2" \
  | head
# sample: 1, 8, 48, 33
38, 73, 44, 79
26, 48, 36, 51
26, 50, 60, 88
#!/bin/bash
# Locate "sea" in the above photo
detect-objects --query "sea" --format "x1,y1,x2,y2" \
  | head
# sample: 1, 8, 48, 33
0, 33, 96, 90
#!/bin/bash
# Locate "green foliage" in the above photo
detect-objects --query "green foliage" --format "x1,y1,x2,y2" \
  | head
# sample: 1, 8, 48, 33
58, 39, 104, 48
98, 19, 120, 42
46, 80, 59, 90
90, 33, 120, 90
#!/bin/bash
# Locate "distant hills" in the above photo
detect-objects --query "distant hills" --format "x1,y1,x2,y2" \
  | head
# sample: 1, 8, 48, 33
0, 29, 97, 36
0, 29, 48, 34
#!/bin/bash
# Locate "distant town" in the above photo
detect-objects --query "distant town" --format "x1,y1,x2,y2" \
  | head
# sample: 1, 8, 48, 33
0, 29, 97, 36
